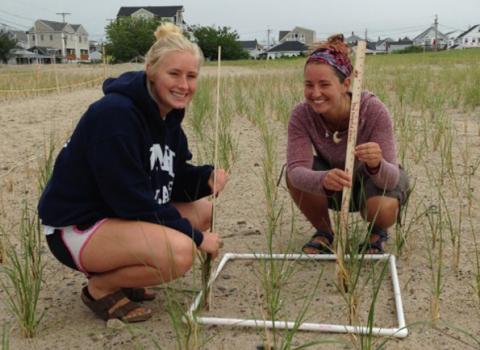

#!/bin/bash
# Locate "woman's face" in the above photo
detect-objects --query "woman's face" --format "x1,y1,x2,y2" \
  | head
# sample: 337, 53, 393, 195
303, 63, 350, 117
148, 50, 199, 116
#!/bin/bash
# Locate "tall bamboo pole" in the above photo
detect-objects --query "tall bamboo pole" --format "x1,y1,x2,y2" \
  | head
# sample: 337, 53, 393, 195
335, 41, 367, 292
202, 46, 222, 310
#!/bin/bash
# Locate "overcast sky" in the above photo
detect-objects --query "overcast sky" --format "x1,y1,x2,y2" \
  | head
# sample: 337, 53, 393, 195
1, 0, 478, 43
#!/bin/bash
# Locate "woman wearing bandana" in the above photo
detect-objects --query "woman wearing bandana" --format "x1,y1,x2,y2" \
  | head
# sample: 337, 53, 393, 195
286, 34, 410, 254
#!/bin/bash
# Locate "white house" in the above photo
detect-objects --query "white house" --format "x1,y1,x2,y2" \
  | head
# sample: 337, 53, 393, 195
263, 40, 308, 60
455, 25, 480, 49
26, 19, 89, 63
388, 38, 414, 52
117, 6, 186, 30
279, 27, 315, 46
413, 26, 448, 49
375, 38, 394, 53
238, 40, 262, 59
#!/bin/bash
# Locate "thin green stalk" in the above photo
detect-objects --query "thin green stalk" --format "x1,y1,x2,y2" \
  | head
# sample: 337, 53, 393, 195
0, 203, 45, 338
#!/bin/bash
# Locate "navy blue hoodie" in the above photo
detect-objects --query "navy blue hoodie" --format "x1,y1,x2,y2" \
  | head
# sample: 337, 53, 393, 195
38, 71, 212, 246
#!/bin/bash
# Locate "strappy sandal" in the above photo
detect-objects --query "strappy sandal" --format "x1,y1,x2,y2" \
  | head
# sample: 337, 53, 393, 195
358, 226, 389, 254
302, 230, 334, 254
81, 287, 152, 323
122, 288, 156, 302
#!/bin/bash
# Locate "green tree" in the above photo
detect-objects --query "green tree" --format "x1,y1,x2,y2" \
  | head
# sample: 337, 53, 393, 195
193, 26, 249, 60
105, 17, 161, 63
0, 32, 17, 64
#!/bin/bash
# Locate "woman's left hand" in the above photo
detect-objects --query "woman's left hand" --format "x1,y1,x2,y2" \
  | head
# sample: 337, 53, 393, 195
208, 169, 228, 196
355, 142, 382, 169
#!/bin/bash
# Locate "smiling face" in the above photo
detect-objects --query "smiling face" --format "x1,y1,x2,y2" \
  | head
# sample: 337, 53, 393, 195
303, 63, 350, 118
147, 50, 199, 117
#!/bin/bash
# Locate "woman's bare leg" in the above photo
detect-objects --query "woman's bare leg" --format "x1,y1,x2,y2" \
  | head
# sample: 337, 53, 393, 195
361, 195, 399, 251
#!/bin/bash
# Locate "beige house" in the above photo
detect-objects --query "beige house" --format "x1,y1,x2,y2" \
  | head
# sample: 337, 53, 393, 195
26, 19, 89, 62
117, 6, 185, 30
278, 26, 315, 47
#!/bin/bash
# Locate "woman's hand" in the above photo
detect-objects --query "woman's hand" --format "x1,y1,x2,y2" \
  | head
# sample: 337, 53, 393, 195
323, 168, 352, 191
199, 232, 223, 259
355, 142, 382, 169
208, 169, 228, 196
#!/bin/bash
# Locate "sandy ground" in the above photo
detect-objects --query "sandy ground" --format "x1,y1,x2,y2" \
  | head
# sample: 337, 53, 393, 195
1, 68, 480, 349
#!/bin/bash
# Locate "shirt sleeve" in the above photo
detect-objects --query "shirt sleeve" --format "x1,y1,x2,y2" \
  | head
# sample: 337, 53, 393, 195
286, 106, 328, 195
360, 97, 400, 190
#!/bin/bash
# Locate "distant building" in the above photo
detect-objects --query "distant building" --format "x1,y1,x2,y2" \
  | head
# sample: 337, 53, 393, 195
388, 37, 414, 52
455, 24, 480, 49
26, 19, 89, 63
375, 37, 395, 53
413, 26, 448, 49
345, 32, 363, 46
117, 6, 186, 30
278, 26, 315, 46
238, 40, 262, 59
262, 40, 308, 60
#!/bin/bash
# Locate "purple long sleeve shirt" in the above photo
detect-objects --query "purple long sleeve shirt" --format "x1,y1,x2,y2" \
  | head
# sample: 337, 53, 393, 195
287, 91, 400, 195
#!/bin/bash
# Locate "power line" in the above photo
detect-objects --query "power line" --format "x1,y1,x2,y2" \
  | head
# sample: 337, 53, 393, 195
0, 9, 36, 22
0, 17, 30, 29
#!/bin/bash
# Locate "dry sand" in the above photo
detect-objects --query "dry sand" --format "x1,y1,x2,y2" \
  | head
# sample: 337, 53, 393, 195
1, 68, 479, 349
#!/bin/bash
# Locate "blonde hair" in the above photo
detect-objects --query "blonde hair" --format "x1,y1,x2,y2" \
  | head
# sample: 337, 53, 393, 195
145, 22, 203, 75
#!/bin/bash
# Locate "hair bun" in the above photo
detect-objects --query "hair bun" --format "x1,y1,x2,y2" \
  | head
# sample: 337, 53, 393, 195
154, 22, 182, 40
327, 34, 345, 44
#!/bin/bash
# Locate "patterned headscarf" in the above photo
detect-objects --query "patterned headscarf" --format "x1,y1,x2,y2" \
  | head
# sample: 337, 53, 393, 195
306, 48, 353, 78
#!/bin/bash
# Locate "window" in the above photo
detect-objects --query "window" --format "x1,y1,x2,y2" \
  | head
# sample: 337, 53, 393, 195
50, 35, 53, 41
465, 38, 468, 43
79, 36, 82, 43
41, 34, 44, 40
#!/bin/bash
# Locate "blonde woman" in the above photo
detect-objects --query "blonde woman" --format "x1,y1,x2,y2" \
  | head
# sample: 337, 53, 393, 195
38, 23, 227, 322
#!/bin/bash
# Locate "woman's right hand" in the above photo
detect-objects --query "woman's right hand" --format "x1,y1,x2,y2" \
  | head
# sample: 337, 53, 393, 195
199, 232, 223, 259
323, 168, 352, 191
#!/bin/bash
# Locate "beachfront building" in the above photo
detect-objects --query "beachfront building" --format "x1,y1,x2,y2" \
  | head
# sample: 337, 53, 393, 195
26, 19, 89, 63
262, 40, 308, 60
278, 26, 315, 46
116, 6, 186, 31
413, 26, 448, 50
454, 25, 480, 49
238, 40, 262, 59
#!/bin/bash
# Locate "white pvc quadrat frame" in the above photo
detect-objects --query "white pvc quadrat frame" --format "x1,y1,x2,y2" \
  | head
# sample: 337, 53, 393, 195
188, 253, 408, 338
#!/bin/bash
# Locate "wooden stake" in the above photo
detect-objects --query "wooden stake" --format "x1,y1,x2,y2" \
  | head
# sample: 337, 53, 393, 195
335, 41, 367, 292
202, 46, 222, 310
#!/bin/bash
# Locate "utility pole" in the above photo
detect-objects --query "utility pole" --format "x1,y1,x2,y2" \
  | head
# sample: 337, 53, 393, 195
56, 12, 71, 23
267, 26, 271, 48
364, 28, 368, 42
434, 14, 438, 51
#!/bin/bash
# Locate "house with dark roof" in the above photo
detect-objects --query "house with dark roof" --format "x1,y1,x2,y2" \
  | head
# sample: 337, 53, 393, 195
388, 37, 414, 52
238, 40, 262, 59
345, 32, 363, 46
26, 19, 89, 63
262, 40, 308, 60
375, 37, 394, 53
454, 25, 480, 49
117, 6, 185, 29
278, 26, 315, 46
413, 26, 448, 49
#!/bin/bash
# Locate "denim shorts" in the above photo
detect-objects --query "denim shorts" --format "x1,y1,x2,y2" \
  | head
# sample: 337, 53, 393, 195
313, 156, 410, 212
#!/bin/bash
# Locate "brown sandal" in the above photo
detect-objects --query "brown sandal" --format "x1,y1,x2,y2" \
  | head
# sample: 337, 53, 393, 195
81, 287, 152, 322
122, 287, 156, 302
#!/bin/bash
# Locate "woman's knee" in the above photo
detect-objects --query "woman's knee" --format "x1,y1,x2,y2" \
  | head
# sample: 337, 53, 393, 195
365, 196, 399, 226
